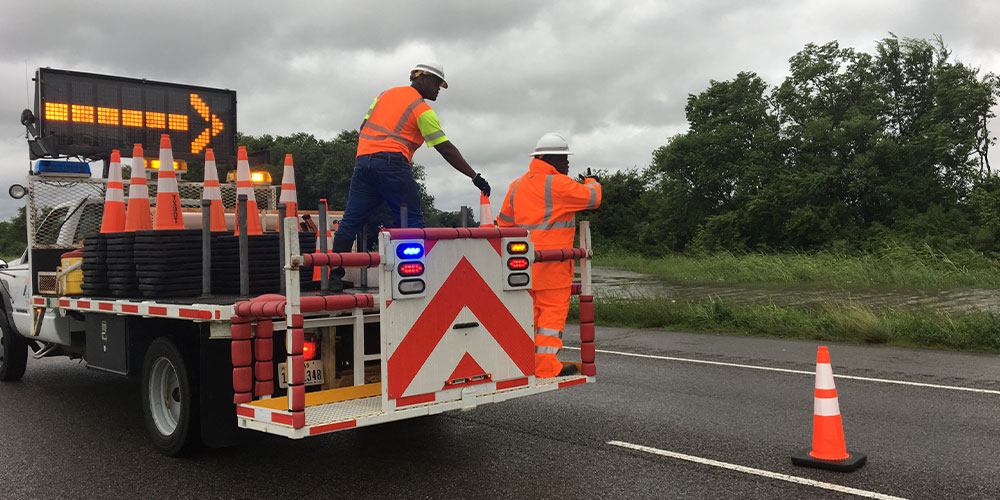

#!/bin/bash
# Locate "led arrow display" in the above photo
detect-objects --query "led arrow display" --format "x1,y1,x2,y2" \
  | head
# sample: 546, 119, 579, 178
35, 68, 237, 162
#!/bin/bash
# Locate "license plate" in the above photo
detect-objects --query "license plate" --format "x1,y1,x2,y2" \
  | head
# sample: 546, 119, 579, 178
277, 360, 325, 389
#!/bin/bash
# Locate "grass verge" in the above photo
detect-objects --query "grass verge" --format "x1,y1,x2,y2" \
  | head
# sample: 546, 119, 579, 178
593, 245, 1000, 288
570, 296, 1000, 354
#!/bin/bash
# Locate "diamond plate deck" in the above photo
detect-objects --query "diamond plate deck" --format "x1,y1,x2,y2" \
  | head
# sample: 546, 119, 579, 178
304, 395, 383, 426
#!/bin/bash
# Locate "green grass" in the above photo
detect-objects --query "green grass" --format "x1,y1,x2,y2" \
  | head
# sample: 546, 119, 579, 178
593, 244, 1000, 288
570, 296, 1000, 353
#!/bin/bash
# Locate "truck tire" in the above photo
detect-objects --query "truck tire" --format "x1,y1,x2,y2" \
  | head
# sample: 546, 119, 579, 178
141, 337, 200, 456
0, 316, 27, 381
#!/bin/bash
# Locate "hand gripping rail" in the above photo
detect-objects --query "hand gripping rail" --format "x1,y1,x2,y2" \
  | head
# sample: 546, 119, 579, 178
229, 219, 382, 428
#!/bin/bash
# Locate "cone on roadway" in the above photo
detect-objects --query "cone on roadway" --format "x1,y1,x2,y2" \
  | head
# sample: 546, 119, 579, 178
125, 144, 152, 231
202, 148, 228, 232
479, 193, 494, 228
279, 154, 298, 221
99, 150, 126, 233
153, 135, 185, 230
791, 346, 867, 472
234, 146, 263, 236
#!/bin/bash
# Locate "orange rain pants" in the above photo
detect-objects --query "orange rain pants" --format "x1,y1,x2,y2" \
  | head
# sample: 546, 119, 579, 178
529, 287, 571, 378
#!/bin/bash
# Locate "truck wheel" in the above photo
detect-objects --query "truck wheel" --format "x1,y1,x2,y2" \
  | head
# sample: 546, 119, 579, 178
141, 337, 200, 456
0, 317, 27, 381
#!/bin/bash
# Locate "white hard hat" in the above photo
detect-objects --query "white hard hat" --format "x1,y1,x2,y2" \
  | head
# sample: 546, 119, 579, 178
411, 62, 448, 89
530, 132, 573, 156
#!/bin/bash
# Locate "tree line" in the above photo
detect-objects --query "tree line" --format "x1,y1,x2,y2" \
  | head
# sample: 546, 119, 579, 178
585, 35, 1000, 255
3, 35, 996, 259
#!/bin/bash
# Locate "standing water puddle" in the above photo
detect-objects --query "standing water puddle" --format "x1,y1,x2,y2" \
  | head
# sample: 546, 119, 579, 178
587, 266, 1000, 313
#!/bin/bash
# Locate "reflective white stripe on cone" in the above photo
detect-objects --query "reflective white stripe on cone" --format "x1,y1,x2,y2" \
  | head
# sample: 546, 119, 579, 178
234, 146, 263, 235
100, 149, 126, 233
279, 153, 298, 220
202, 148, 228, 232
791, 346, 866, 472
125, 143, 152, 231
153, 135, 184, 230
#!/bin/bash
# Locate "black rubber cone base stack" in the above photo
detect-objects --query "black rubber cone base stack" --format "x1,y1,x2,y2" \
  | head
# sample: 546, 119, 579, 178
211, 233, 280, 294
81, 233, 109, 296
134, 229, 203, 297
298, 231, 317, 286
791, 450, 867, 472
209, 232, 318, 295
105, 232, 139, 297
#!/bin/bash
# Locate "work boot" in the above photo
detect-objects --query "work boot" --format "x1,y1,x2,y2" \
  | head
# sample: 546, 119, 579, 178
557, 363, 578, 377
328, 236, 355, 291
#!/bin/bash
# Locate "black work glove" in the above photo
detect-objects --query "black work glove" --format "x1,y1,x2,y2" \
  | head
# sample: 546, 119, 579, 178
578, 168, 600, 184
473, 173, 491, 197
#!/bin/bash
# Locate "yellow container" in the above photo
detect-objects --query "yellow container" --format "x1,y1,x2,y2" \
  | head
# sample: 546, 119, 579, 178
60, 254, 84, 295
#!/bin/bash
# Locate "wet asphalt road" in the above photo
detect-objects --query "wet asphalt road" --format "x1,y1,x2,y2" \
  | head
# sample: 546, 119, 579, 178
2, 327, 998, 499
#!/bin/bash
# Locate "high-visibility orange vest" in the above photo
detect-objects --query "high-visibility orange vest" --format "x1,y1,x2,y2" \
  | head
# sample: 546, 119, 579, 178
497, 159, 601, 290
357, 86, 433, 161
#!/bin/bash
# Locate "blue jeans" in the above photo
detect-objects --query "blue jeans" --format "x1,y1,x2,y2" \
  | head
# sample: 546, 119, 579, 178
335, 152, 425, 242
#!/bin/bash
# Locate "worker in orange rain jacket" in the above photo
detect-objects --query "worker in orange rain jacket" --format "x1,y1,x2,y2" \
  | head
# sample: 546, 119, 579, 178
330, 62, 491, 289
497, 132, 601, 378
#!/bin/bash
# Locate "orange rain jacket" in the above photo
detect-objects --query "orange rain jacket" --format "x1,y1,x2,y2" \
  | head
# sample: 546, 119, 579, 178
497, 158, 602, 290
357, 86, 448, 161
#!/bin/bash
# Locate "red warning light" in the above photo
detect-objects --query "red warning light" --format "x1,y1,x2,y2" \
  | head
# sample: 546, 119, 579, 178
507, 257, 529, 270
398, 262, 425, 276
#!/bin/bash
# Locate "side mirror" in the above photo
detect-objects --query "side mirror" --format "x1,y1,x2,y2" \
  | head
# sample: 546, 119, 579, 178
9, 184, 27, 199
0, 259, 8, 269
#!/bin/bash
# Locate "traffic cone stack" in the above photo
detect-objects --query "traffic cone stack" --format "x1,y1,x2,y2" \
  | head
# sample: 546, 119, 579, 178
234, 146, 263, 236
279, 154, 298, 221
202, 149, 228, 232
791, 346, 867, 472
99, 150, 126, 233
153, 135, 185, 230
479, 193, 495, 228
125, 144, 152, 231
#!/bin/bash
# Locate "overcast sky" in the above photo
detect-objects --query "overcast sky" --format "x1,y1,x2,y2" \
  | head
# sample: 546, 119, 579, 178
1, 1, 998, 219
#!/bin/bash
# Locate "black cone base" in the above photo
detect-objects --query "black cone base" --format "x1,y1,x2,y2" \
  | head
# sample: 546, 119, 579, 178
791, 449, 867, 472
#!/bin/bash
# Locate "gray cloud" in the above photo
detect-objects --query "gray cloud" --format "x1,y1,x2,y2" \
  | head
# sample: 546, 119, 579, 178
1, 0, 997, 219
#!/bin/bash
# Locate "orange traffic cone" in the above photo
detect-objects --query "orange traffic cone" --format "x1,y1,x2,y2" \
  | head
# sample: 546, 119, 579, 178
202, 149, 228, 232
153, 135, 185, 230
791, 346, 867, 472
125, 144, 152, 231
479, 193, 495, 228
99, 150, 126, 233
279, 154, 298, 221
234, 146, 263, 236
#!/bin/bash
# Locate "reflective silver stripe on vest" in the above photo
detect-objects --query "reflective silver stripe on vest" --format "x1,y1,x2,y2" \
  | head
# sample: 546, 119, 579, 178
498, 212, 514, 223
537, 327, 563, 338
515, 219, 575, 231
544, 175, 554, 223
503, 178, 522, 222
586, 183, 598, 209
394, 97, 425, 133
423, 130, 446, 142
361, 95, 426, 155
535, 345, 560, 355
358, 132, 421, 152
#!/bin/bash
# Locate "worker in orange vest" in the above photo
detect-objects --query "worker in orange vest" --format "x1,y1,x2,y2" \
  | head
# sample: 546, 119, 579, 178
331, 63, 491, 289
497, 133, 601, 377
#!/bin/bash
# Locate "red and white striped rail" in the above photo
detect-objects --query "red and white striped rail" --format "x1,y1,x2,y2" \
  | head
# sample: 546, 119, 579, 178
31, 295, 228, 321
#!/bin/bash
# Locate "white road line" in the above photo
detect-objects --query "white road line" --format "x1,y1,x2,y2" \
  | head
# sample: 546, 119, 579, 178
608, 440, 909, 500
563, 346, 1000, 395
